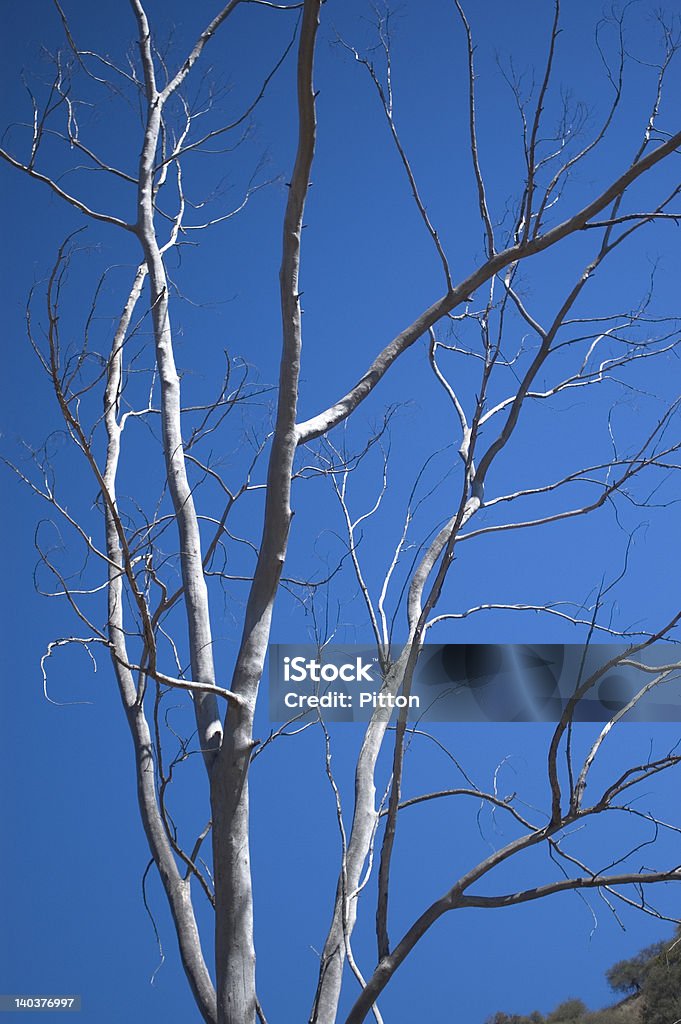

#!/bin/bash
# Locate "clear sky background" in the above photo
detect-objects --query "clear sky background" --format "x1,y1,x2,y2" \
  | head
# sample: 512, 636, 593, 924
1, 1, 680, 1022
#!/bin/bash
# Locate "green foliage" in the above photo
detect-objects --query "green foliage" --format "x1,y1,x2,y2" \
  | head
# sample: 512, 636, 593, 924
640, 939, 681, 1024
547, 999, 588, 1023
486, 1013, 546, 1024
488, 927, 681, 1024
606, 943, 666, 995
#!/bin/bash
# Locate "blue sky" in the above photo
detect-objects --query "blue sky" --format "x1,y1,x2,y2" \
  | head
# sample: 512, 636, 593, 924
1, 1, 680, 1021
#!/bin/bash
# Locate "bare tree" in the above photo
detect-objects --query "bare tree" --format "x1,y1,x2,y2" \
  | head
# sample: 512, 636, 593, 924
3, 2, 681, 1023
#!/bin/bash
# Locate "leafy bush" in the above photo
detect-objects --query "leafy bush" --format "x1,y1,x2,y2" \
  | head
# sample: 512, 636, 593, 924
487, 928, 681, 1024
640, 941, 681, 1024
547, 999, 588, 1023
606, 944, 666, 995
486, 1011, 546, 1024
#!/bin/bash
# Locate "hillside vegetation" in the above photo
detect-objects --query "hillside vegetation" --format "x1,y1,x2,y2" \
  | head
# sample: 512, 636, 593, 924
487, 928, 681, 1024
